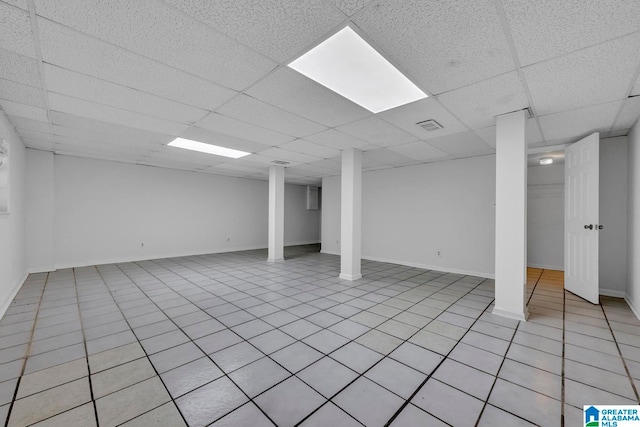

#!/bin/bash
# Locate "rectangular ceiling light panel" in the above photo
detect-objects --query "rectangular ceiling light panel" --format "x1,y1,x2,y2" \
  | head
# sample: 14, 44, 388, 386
168, 137, 250, 158
288, 27, 427, 114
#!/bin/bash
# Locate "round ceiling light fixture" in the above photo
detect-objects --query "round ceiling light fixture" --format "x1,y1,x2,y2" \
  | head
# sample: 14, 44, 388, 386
539, 157, 553, 166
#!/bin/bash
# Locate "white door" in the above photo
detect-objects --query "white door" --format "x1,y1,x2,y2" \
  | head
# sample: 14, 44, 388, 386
564, 132, 599, 304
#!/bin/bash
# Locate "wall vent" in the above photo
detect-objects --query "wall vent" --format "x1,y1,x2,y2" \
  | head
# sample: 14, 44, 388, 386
271, 160, 290, 165
416, 119, 443, 131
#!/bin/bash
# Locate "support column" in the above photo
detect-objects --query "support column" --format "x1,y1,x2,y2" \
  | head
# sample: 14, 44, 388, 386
268, 165, 284, 262
340, 149, 362, 280
493, 110, 529, 321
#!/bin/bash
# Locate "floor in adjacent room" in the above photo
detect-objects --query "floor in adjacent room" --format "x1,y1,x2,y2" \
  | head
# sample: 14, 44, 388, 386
1, 245, 639, 427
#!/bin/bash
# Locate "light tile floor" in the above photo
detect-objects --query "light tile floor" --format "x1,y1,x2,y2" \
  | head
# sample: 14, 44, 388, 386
1, 245, 639, 426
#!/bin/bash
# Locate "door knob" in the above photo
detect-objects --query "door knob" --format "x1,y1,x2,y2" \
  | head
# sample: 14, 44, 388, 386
584, 224, 593, 230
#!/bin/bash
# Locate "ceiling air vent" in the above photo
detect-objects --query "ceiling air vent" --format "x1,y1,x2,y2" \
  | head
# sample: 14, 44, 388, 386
271, 160, 290, 165
416, 119, 443, 132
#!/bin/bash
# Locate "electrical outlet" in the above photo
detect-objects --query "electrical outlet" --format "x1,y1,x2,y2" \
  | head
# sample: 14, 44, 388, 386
141, 242, 144, 247
437, 250, 441, 257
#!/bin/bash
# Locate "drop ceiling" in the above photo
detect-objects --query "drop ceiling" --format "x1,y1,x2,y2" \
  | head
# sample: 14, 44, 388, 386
0, 0, 639, 185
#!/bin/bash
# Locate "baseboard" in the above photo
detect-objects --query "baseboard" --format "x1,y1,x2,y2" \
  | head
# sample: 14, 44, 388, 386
492, 306, 529, 321
53, 243, 323, 270
362, 254, 495, 279
527, 263, 564, 271
284, 240, 320, 246
625, 296, 640, 321
318, 251, 494, 279
320, 249, 340, 256
54, 244, 269, 270
0, 272, 28, 320
27, 266, 56, 274
599, 288, 626, 298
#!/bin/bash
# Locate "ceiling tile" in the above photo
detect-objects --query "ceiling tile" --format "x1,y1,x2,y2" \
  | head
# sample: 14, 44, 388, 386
197, 113, 293, 146
305, 129, 375, 150
613, 97, 640, 130
336, 116, 418, 147
538, 101, 622, 140
16, 127, 52, 142
44, 65, 209, 124
37, 19, 236, 110
2, 0, 28, 10
354, 0, 515, 94
49, 111, 172, 144
179, 126, 272, 154
307, 158, 342, 171
523, 32, 640, 115
148, 148, 226, 167
329, 0, 374, 17
216, 94, 327, 138
362, 148, 414, 168
48, 92, 189, 135
0, 2, 35, 57
240, 153, 305, 167
246, 67, 370, 127
474, 118, 543, 148
437, 71, 528, 130
387, 141, 450, 162
258, 147, 323, 164
34, 0, 277, 91
503, 0, 640, 66
10, 115, 50, 132
426, 131, 492, 155
0, 48, 41, 87
285, 164, 335, 177
377, 98, 468, 140
53, 135, 157, 156
0, 78, 45, 107
51, 125, 167, 150
164, 0, 345, 62
277, 139, 341, 159
212, 163, 264, 174
0, 99, 47, 121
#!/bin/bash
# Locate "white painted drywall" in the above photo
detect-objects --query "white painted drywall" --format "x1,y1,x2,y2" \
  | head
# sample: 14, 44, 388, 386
321, 175, 340, 255
26, 149, 55, 273
626, 121, 640, 318
0, 111, 27, 318
284, 183, 320, 246
322, 155, 496, 277
47, 155, 318, 269
527, 164, 564, 270
599, 137, 628, 297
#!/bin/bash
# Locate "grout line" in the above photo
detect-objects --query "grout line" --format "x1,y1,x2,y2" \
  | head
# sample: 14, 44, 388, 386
71, 268, 101, 427
561, 271, 566, 427
4, 273, 49, 427
599, 301, 640, 403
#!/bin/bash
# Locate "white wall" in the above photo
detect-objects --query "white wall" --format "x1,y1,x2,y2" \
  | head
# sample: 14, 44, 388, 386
29, 155, 318, 269
284, 184, 320, 246
627, 121, 640, 317
322, 155, 496, 278
527, 164, 564, 270
599, 137, 628, 296
26, 149, 55, 273
0, 111, 27, 318
321, 175, 341, 255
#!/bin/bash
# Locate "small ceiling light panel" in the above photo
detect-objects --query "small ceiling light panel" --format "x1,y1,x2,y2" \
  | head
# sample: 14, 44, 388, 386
168, 138, 250, 159
288, 26, 427, 113
539, 157, 553, 165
